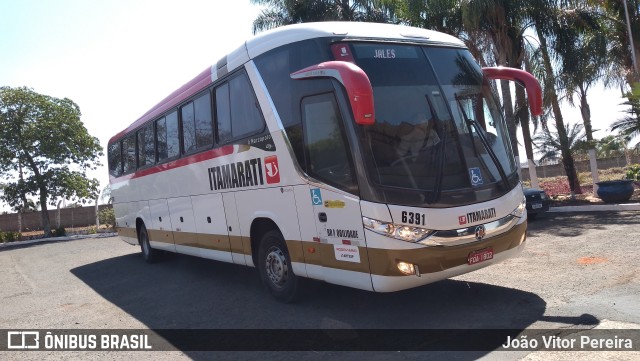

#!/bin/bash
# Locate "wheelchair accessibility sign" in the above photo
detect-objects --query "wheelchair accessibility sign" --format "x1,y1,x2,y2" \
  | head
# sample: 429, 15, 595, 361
310, 188, 323, 206
469, 167, 483, 186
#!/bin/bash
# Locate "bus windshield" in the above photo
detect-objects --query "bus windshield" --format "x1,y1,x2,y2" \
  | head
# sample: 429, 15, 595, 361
347, 43, 518, 207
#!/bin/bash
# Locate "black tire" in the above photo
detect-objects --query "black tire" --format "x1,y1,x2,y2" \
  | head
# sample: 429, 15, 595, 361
139, 225, 158, 263
258, 230, 299, 303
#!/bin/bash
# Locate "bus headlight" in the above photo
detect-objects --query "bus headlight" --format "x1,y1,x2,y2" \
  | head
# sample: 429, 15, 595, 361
363, 217, 435, 242
511, 196, 527, 218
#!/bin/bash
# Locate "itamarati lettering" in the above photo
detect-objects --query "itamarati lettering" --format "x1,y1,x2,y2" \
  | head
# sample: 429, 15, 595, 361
208, 158, 264, 190
466, 208, 496, 223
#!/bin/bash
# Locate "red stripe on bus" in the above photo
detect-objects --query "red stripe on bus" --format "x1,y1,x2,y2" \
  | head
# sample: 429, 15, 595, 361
109, 145, 234, 184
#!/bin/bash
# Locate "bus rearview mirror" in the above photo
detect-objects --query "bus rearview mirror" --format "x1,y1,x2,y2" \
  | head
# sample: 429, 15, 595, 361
482, 67, 543, 117
291, 61, 375, 125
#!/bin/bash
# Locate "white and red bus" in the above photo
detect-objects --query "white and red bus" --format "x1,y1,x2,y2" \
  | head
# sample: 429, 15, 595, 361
108, 22, 542, 302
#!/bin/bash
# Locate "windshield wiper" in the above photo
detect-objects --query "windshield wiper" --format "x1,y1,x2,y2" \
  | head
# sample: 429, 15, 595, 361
424, 94, 447, 204
455, 94, 510, 190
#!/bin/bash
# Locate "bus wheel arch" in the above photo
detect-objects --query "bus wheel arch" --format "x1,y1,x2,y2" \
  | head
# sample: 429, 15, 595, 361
250, 218, 299, 302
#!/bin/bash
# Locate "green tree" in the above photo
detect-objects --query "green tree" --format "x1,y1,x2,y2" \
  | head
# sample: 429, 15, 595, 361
533, 122, 587, 163
0, 86, 103, 236
590, 0, 640, 87
458, 0, 530, 160
529, 0, 584, 194
610, 84, 640, 147
251, 0, 397, 34
553, 5, 611, 144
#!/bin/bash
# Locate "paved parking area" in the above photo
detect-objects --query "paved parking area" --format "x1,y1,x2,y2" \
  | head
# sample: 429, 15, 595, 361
0, 211, 638, 360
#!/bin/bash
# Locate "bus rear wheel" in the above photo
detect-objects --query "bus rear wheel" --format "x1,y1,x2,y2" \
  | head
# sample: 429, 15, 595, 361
258, 230, 299, 303
139, 225, 158, 263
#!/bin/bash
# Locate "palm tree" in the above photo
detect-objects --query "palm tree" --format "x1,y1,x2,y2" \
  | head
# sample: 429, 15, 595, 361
458, 0, 531, 160
554, 6, 611, 143
550, 3, 614, 190
610, 85, 640, 148
533, 122, 587, 164
251, 0, 397, 34
588, 0, 640, 87
528, 0, 584, 194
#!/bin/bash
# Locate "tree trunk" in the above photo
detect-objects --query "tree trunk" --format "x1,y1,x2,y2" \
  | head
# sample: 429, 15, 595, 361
536, 25, 582, 195
515, 85, 539, 188
500, 80, 519, 159
39, 186, 51, 236
23, 151, 53, 236
579, 86, 594, 142
579, 85, 600, 192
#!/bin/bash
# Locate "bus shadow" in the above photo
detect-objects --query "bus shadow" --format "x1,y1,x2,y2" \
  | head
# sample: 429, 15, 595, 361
71, 252, 594, 359
527, 211, 640, 238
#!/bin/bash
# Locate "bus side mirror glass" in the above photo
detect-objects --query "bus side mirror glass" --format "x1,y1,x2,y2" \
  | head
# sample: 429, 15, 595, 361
482, 67, 543, 117
291, 61, 375, 125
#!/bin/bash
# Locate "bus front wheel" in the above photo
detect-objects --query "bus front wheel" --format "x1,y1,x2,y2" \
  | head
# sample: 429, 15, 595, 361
258, 230, 299, 303
139, 225, 158, 263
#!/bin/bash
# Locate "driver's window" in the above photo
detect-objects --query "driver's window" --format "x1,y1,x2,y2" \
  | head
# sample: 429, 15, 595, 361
301, 93, 357, 193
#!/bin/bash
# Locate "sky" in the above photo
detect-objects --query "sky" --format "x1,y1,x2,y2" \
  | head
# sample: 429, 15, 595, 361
0, 0, 632, 210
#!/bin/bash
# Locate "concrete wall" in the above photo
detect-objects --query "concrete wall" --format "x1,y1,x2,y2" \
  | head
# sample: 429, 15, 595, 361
521, 155, 640, 182
0, 204, 112, 232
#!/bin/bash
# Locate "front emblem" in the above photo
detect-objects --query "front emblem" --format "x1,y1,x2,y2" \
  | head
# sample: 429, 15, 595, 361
475, 225, 486, 241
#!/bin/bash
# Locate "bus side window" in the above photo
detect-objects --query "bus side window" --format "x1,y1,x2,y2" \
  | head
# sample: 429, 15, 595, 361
193, 92, 213, 149
156, 111, 179, 161
181, 100, 196, 153
137, 123, 155, 167
156, 116, 168, 160
108, 142, 122, 177
122, 136, 136, 174
229, 73, 265, 138
215, 83, 232, 144
301, 93, 357, 193
215, 73, 265, 145
166, 111, 180, 159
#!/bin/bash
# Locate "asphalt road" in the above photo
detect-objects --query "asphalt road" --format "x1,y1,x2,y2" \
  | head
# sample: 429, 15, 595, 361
0, 211, 639, 360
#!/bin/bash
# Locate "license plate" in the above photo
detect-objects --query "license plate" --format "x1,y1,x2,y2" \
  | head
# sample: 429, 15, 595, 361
532, 203, 543, 209
468, 248, 494, 265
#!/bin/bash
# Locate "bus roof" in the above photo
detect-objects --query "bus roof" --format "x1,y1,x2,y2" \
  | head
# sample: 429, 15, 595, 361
109, 22, 465, 145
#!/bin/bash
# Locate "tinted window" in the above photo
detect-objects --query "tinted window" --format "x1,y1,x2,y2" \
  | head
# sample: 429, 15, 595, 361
215, 83, 232, 143
194, 92, 213, 148
108, 142, 122, 177
229, 73, 264, 138
156, 117, 168, 160
122, 136, 136, 174
156, 111, 179, 161
301, 93, 356, 192
166, 111, 180, 158
254, 39, 329, 127
181, 101, 196, 153
137, 123, 155, 167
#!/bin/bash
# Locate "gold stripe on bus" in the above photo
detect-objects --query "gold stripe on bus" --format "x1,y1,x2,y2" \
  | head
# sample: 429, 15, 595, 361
367, 221, 527, 277
285, 239, 306, 264
148, 229, 174, 244
229, 235, 247, 255
116, 227, 137, 239
173, 232, 232, 252
197, 233, 232, 252
116, 222, 526, 277
297, 242, 371, 274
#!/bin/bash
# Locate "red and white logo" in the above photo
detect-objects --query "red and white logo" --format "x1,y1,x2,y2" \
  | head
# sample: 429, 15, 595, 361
264, 155, 280, 184
458, 215, 467, 225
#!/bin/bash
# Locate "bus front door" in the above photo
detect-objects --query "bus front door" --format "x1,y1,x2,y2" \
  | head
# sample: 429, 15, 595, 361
300, 91, 373, 291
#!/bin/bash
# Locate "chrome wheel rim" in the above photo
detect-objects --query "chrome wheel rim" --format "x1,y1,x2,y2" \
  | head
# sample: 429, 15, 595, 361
265, 246, 288, 288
